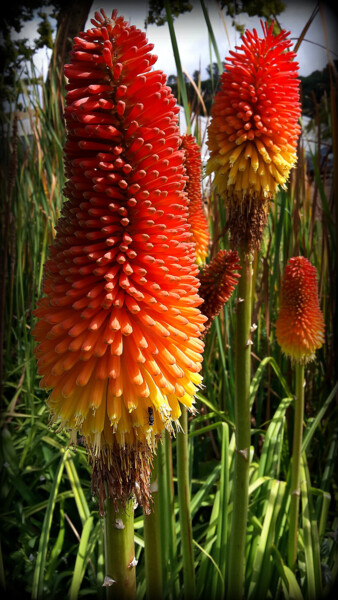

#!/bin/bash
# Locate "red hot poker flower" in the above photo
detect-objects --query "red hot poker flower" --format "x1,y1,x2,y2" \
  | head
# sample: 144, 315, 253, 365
33, 8, 206, 511
276, 257, 325, 364
207, 21, 301, 250
181, 134, 209, 265
198, 250, 241, 333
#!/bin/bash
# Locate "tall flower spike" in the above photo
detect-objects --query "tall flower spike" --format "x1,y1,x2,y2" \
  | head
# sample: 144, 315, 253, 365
181, 134, 209, 265
276, 257, 325, 364
33, 8, 206, 512
207, 21, 301, 251
198, 250, 241, 333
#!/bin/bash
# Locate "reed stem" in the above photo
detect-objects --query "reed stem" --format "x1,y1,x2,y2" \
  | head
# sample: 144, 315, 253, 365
177, 406, 196, 599
103, 497, 136, 600
227, 250, 253, 599
288, 362, 305, 570
157, 431, 178, 596
144, 458, 163, 599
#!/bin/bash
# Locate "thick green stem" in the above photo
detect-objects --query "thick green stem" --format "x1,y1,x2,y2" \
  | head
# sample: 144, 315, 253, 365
288, 363, 305, 570
104, 498, 136, 600
177, 406, 196, 600
227, 251, 253, 600
157, 431, 178, 596
144, 458, 163, 599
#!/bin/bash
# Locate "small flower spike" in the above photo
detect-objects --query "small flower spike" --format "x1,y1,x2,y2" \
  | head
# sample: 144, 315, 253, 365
276, 257, 325, 364
207, 21, 301, 251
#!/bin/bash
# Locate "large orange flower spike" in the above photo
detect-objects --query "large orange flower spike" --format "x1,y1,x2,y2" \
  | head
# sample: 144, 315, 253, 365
33, 8, 206, 511
207, 21, 301, 251
276, 257, 325, 364
181, 134, 209, 265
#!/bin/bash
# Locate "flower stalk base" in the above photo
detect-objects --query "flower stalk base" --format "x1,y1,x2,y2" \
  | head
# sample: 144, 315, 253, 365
104, 497, 136, 599
227, 250, 253, 599
288, 363, 305, 570
177, 406, 196, 599
143, 459, 163, 599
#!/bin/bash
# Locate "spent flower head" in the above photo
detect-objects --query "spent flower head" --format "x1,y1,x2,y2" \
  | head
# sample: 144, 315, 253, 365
198, 250, 241, 333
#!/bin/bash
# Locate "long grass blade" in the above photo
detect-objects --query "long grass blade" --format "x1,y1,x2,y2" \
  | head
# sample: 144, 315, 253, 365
69, 515, 95, 600
249, 356, 292, 408
248, 480, 285, 599
300, 453, 322, 600
211, 423, 229, 599
271, 546, 304, 600
199, 0, 224, 75
164, 0, 191, 133
31, 449, 69, 600
64, 453, 90, 526
302, 382, 338, 454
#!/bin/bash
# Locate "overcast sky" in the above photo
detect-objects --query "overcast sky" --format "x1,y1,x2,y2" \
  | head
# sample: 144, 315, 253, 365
86, 0, 338, 78
14, 1, 338, 81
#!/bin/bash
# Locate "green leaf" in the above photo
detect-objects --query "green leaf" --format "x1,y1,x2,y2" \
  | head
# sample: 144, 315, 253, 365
65, 453, 90, 526
257, 397, 294, 479
302, 382, 338, 454
248, 480, 285, 599
31, 449, 68, 600
249, 356, 292, 409
300, 454, 323, 599
271, 546, 304, 600
68, 516, 97, 600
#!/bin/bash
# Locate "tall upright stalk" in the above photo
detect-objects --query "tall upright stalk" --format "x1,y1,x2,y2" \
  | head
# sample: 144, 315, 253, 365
143, 458, 163, 599
227, 250, 253, 599
288, 363, 305, 570
157, 430, 177, 595
177, 406, 196, 599
104, 498, 136, 600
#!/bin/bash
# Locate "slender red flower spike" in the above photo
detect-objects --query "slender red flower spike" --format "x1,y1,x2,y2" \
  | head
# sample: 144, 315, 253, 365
276, 257, 325, 364
33, 8, 206, 512
198, 250, 241, 333
181, 134, 209, 265
207, 21, 301, 251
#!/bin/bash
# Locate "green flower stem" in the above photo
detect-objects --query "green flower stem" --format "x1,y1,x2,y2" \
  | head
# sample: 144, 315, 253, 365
227, 250, 253, 600
144, 458, 163, 599
288, 362, 305, 570
158, 431, 178, 597
103, 497, 136, 600
177, 406, 196, 600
